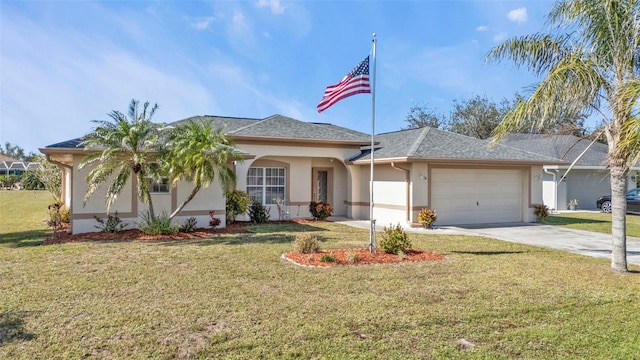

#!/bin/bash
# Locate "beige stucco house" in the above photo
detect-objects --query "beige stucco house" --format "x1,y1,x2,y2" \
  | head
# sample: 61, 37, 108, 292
501, 134, 639, 211
40, 114, 564, 234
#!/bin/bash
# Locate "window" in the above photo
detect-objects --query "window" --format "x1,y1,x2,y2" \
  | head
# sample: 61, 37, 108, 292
148, 177, 170, 193
247, 167, 285, 205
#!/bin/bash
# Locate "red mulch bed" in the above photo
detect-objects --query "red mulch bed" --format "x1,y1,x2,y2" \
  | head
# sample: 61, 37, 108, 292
43, 219, 447, 267
283, 248, 446, 267
42, 219, 323, 245
43, 222, 251, 245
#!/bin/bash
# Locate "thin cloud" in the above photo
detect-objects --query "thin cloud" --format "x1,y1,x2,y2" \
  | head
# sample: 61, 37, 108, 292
493, 32, 508, 42
256, 0, 285, 15
476, 25, 489, 32
192, 16, 215, 30
507, 7, 528, 24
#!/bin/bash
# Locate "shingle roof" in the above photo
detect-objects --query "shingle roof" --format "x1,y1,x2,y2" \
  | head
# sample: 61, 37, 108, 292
174, 114, 371, 143
45, 114, 372, 150
0, 154, 20, 162
350, 127, 565, 163
45, 138, 83, 149
499, 134, 608, 167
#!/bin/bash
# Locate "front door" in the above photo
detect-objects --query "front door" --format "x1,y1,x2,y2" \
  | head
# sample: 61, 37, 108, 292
312, 168, 333, 203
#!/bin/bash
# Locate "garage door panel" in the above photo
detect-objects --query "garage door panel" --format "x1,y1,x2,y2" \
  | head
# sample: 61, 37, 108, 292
431, 169, 523, 225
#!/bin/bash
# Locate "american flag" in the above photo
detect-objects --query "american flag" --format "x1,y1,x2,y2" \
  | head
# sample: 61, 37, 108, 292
317, 56, 371, 113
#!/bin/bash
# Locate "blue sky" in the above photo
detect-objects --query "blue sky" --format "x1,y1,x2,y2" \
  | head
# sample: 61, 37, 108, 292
1, 0, 558, 153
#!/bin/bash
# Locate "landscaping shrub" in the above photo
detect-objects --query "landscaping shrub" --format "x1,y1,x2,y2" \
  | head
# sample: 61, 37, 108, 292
293, 233, 321, 254
418, 208, 437, 229
21, 171, 45, 190
249, 201, 270, 224
309, 201, 333, 220
179, 217, 198, 233
208, 210, 221, 228
46, 202, 66, 233
346, 251, 359, 264
226, 190, 250, 224
139, 211, 178, 235
379, 223, 411, 255
94, 212, 127, 233
534, 204, 550, 222
319, 253, 336, 263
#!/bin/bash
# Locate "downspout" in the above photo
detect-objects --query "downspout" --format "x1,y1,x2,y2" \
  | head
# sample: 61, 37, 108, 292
543, 167, 558, 212
390, 162, 411, 224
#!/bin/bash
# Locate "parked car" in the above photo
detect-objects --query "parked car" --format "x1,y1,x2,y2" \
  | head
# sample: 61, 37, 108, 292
597, 188, 640, 213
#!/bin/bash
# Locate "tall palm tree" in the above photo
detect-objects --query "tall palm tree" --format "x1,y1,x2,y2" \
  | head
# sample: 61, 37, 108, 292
164, 118, 243, 220
487, 0, 640, 272
80, 99, 162, 221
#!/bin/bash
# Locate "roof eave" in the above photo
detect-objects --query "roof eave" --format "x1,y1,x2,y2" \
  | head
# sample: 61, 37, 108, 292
231, 135, 371, 146
351, 156, 567, 166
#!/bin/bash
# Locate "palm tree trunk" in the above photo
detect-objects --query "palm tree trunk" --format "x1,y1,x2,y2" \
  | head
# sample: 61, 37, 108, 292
610, 164, 628, 272
137, 172, 155, 221
170, 185, 201, 220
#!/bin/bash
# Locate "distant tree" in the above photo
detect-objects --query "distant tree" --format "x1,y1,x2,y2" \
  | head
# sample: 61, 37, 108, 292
508, 92, 588, 136
448, 94, 511, 139
34, 156, 62, 200
402, 105, 447, 130
0, 142, 38, 161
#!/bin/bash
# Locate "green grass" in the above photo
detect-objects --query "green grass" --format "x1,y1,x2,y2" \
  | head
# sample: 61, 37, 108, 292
545, 211, 640, 237
1, 191, 640, 358
0, 190, 52, 247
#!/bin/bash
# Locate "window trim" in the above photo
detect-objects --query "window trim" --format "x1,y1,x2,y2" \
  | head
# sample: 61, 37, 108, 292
246, 159, 290, 205
247, 166, 287, 205
147, 176, 170, 194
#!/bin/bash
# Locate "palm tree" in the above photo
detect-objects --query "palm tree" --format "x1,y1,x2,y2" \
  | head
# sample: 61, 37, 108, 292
163, 118, 243, 219
80, 99, 162, 221
487, 0, 640, 272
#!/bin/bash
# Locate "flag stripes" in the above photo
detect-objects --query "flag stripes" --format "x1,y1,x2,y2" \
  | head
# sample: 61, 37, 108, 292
317, 56, 371, 113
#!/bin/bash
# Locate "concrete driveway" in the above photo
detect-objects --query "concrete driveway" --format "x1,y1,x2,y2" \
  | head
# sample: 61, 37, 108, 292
450, 223, 640, 266
333, 218, 640, 266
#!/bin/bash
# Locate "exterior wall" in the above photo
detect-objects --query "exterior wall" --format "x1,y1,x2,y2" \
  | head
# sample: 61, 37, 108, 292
61, 166, 72, 209
542, 172, 557, 210
409, 162, 430, 224
350, 162, 543, 226
69, 154, 225, 234
528, 166, 544, 221
72, 155, 134, 215
232, 142, 358, 221
371, 164, 410, 226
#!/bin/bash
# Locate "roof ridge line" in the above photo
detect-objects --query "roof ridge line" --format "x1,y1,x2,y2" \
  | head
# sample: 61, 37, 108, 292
407, 127, 431, 157
231, 114, 277, 133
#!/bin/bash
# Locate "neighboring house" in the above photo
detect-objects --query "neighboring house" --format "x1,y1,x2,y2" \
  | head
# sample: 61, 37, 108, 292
500, 134, 639, 211
1, 154, 41, 189
40, 115, 564, 233
0, 154, 41, 177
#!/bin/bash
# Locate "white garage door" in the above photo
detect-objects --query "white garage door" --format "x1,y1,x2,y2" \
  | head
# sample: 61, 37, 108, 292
431, 169, 523, 225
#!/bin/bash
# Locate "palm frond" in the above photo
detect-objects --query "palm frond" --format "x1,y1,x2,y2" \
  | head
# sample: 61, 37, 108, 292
486, 33, 572, 76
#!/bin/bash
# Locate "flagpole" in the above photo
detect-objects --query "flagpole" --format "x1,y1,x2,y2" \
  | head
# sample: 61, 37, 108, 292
369, 33, 377, 253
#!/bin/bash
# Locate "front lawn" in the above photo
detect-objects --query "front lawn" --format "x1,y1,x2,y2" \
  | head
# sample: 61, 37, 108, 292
545, 211, 640, 237
1, 191, 640, 358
